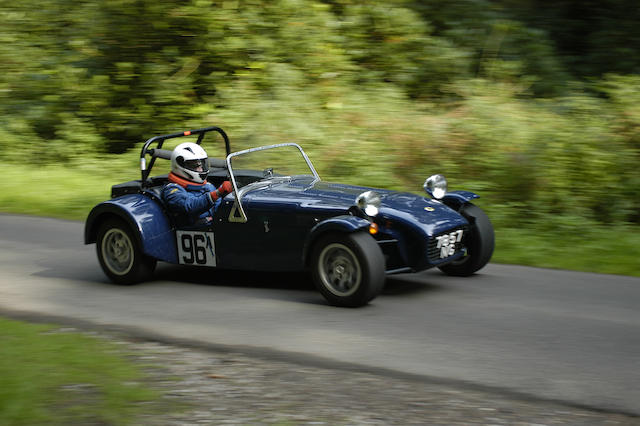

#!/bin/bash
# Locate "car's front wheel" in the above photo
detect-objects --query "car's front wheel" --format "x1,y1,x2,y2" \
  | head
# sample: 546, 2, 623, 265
438, 203, 494, 277
96, 218, 156, 284
310, 232, 385, 307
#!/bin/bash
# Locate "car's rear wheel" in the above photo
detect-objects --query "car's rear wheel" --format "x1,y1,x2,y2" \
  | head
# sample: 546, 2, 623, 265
96, 218, 156, 284
438, 203, 494, 277
311, 232, 385, 307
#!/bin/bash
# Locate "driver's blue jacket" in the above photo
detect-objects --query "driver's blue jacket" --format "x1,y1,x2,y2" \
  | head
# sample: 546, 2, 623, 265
162, 172, 222, 227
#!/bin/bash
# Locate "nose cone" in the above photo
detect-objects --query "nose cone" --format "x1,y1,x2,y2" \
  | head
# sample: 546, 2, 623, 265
379, 192, 468, 235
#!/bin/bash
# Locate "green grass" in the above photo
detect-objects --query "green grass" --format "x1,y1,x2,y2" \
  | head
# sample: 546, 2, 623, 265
0, 158, 139, 221
1, 160, 638, 277
0, 317, 161, 425
494, 225, 640, 277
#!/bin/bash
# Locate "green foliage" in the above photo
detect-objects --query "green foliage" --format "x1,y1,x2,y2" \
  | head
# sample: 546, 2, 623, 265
333, 2, 471, 98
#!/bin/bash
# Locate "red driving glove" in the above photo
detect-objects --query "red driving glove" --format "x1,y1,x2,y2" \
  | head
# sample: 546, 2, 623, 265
210, 181, 232, 201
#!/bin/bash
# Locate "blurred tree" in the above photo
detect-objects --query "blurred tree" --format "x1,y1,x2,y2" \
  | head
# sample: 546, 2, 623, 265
499, 0, 640, 77
410, 0, 570, 96
336, 2, 471, 98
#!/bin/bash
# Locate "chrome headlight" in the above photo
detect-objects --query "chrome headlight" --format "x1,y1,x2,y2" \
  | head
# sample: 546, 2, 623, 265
356, 191, 381, 217
424, 174, 447, 199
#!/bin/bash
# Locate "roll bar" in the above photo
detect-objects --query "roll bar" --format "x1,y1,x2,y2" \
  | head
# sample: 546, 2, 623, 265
139, 126, 230, 186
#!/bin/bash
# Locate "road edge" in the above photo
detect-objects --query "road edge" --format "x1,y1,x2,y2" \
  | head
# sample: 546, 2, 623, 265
1, 306, 637, 419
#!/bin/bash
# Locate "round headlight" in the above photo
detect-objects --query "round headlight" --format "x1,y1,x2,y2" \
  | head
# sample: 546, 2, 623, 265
356, 191, 381, 217
424, 174, 447, 199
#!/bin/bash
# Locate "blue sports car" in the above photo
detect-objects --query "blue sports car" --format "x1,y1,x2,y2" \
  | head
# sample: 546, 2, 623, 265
85, 126, 494, 307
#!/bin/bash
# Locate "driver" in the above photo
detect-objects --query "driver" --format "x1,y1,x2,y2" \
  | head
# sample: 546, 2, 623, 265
162, 142, 232, 227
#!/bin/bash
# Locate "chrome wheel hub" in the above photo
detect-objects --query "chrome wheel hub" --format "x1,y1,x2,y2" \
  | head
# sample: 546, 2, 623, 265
102, 228, 134, 275
318, 243, 362, 297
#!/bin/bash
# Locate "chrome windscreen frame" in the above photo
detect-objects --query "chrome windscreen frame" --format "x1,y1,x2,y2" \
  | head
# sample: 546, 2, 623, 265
226, 143, 321, 223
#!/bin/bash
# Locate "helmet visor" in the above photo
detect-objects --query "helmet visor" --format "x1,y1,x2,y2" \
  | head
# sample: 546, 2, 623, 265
178, 157, 209, 174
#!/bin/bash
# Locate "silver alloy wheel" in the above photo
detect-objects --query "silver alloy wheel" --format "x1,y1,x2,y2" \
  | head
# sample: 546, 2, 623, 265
317, 242, 362, 297
101, 228, 134, 276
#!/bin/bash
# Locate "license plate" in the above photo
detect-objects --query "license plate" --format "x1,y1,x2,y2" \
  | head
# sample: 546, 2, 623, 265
435, 229, 464, 258
176, 231, 217, 267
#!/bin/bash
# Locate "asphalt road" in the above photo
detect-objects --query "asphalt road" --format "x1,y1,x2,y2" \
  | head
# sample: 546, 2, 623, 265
0, 213, 638, 416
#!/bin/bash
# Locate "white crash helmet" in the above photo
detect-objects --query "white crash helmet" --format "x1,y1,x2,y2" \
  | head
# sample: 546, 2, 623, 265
170, 142, 209, 184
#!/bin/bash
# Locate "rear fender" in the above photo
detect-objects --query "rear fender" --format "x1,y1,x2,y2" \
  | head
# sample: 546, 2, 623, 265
85, 194, 177, 263
302, 215, 371, 266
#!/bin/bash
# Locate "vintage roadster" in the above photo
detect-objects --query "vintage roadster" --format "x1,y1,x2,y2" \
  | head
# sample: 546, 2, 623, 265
85, 126, 494, 307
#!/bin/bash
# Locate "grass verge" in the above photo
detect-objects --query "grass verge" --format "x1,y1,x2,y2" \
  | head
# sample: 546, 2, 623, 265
494, 225, 640, 277
0, 159, 139, 221
0, 317, 161, 425
1, 161, 638, 277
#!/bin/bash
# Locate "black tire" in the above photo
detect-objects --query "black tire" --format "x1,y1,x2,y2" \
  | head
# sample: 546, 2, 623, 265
310, 232, 385, 307
438, 203, 494, 277
96, 218, 156, 285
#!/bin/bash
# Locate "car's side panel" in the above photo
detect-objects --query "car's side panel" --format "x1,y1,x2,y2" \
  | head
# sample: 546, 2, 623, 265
213, 181, 472, 273
212, 195, 319, 271
85, 194, 177, 263
211, 188, 368, 272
